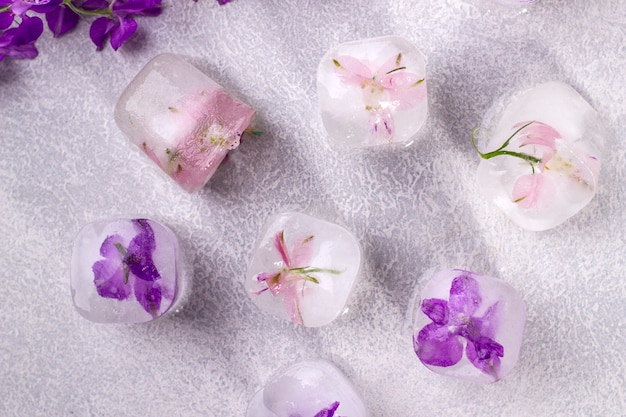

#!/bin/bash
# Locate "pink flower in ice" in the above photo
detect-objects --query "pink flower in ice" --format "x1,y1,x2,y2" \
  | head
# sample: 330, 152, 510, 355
333, 53, 426, 144
254, 230, 341, 325
473, 120, 573, 209
140, 88, 254, 192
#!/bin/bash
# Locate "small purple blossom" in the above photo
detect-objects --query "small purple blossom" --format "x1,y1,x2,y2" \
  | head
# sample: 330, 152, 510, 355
92, 219, 172, 318
289, 401, 341, 417
0, 14, 43, 61
413, 272, 504, 379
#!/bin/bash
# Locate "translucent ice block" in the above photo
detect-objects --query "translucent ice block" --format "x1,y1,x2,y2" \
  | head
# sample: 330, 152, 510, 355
71, 218, 184, 323
317, 36, 428, 149
413, 269, 526, 384
246, 360, 368, 417
473, 82, 605, 231
246, 212, 362, 327
115, 53, 255, 192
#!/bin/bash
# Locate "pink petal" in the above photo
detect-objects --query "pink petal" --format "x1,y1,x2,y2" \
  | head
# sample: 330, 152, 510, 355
333, 55, 371, 85
281, 281, 304, 324
375, 53, 403, 79
385, 74, 427, 111
273, 230, 290, 266
512, 173, 546, 209
514, 121, 560, 149
290, 235, 314, 268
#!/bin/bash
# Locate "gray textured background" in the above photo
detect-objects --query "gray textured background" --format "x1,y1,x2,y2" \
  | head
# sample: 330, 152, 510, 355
1, 1, 625, 416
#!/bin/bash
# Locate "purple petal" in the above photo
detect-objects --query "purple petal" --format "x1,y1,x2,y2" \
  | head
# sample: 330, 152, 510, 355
414, 323, 463, 367
466, 337, 504, 378
89, 16, 115, 50
0, 16, 43, 60
109, 15, 136, 50
449, 273, 482, 316
98, 234, 126, 258
81, 0, 111, 10
92, 259, 132, 300
28, 0, 63, 13
314, 401, 340, 417
112, 0, 162, 16
134, 276, 162, 317
125, 219, 161, 282
217, 0, 233, 4
0, 11, 14, 30
421, 298, 449, 324
45, 5, 79, 38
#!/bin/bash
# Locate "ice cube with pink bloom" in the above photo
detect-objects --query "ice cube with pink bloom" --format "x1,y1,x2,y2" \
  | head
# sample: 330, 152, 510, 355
473, 81, 605, 231
246, 360, 368, 417
114, 53, 255, 192
246, 212, 362, 327
413, 269, 526, 384
317, 36, 428, 149
71, 218, 186, 323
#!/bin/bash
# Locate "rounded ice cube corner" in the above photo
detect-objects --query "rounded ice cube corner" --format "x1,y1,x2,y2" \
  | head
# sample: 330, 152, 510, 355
317, 36, 429, 150
245, 212, 362, 327
472, 81, 606, 231
70, 218, 187, 324
114, 53, 256, 193
412, 269, 526, 384
246, 360, 368, 417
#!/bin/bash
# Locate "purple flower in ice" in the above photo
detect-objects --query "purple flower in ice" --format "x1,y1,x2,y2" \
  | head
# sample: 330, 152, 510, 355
92, 219, 173, 318
289, 401, 341, 417
413, 272, 504, 379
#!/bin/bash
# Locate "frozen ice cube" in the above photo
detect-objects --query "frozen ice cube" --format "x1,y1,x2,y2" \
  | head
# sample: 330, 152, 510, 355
246, 360, 368, 417
246, 212, 362, 327
115, 53, 255, 192
474, 81, 605, 231
317, 36, 428, 149
71, 218, 185, 323
413, 269, 526, 384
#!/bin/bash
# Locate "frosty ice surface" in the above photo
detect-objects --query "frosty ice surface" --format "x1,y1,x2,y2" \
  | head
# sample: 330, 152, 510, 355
246, 360, 368, 417
246, 212, 362, 327
115, 53, 255, 192
71, 218, 184, 323
413, 269, 526, 384
474, 82, 605, 231
317, 36, 428, 149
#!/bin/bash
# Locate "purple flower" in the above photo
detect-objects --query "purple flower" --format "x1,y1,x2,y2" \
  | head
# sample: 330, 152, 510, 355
314, 401, 340, 417
89, 0, 162, 51
45, 4, 79, 37
8, 0, 62, 16
0, 14, 43, 61
414, 272, 504, 379
92, 219, 170, 317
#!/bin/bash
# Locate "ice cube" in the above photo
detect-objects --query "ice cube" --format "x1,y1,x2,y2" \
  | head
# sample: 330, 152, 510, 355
413, 269, 526, 384
317, 36, 428, 149
246, 360, 368, 417
246, 212, 362, 327
71, 218, 185, 323
474, 81, 605, 231
114, 53, 255, 192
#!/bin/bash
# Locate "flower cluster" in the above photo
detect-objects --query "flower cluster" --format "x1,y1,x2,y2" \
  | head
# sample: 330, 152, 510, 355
414, 272, 504, 379
92, 219, 174, 318
472, 120, 566, 208
0, 0, 231, 61
254, 230, 341, 325
333, 52, 426, 143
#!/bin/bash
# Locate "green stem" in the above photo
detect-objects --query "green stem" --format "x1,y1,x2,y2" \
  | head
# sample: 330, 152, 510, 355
290, 266, 342, 275
62, 0, 111, 17
471, 121, 541, 166
0, 5, 10, 13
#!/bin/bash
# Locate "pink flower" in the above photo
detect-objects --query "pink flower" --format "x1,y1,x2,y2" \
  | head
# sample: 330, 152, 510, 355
255, 230, 340, 325
333, 53, 426, 143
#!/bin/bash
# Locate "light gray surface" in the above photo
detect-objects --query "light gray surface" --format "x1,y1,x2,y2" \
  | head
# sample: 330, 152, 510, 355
1, 1, 625, 416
